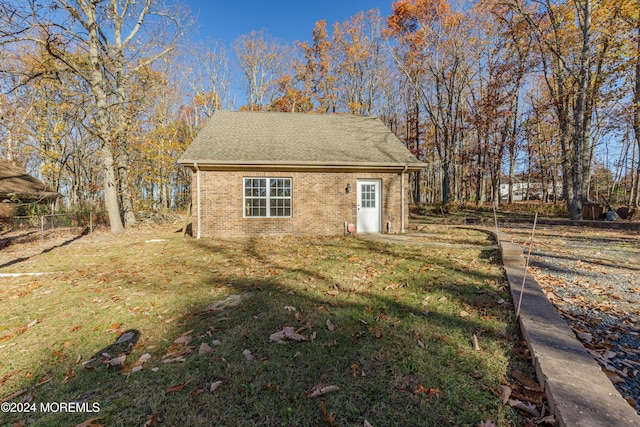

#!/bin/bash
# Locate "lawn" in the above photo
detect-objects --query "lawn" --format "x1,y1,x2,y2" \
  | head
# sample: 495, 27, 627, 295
0, 225, 529, 426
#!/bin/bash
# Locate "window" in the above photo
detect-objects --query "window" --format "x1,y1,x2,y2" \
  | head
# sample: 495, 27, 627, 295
360, 184, 376, 208
244, 178, 291, 217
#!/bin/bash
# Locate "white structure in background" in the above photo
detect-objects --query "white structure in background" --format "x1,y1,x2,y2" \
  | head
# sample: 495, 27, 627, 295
499, 180, 563, 201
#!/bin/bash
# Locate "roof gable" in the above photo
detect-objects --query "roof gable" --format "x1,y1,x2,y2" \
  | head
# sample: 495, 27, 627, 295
179, 111, 424, 170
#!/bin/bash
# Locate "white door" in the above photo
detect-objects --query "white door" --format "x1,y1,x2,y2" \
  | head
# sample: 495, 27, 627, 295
357, 179, 381, 233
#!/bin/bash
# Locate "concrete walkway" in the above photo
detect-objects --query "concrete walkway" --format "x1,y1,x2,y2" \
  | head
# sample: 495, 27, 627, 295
361, 230, 640, 426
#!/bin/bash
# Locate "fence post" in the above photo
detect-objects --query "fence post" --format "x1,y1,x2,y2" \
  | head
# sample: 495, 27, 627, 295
90, 212, 93, 233
40, 216, 44, 240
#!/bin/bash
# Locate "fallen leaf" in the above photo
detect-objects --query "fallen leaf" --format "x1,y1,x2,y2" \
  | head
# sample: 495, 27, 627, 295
364, 420, 373, 427
190, 388, 205, 397
106, 323, 122, 333
472, 334, 480, 351
413, 384, 440, 397
269, 326, 308, 343
75, 418, 105, 427
263, 383, 280, 393
306, 383, 340, 398
320, 401, 336, 426
143, 413, 161, 426
210, 380, 223, 392
104, 355, 126, 367
174, 330, 193, 345
417, 339, 425, 348
62, 368, 75, 384
326, 319, 336, 332
507, 399, 539, 417
373, 327, 382, 339
242, 349, 254, 361
284, 306, 297, 312
199, 342, 212, 355
500, 385, 512, 404
1, 389, 26, 403
476, 421, 496, 427
165, 379, 193, 394
27, 319, 38, 329
460, 310, 470, 317
36, 373, 52, 387
130, 353, 151, 372
511, 370, 542, 391
116, 331, 135, 344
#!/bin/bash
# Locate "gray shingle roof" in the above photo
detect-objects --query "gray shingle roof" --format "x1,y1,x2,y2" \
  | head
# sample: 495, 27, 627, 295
179, 111, 424, 170
0, 159, 59, 202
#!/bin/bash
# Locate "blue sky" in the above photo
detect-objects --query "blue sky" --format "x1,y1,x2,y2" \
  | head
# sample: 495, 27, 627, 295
183, 1, 396, 45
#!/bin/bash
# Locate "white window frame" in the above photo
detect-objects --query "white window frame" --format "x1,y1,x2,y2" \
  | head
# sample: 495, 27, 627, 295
243, 177, 292, 218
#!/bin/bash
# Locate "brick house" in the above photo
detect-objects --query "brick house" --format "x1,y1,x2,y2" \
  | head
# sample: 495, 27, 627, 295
178, 111, 424, 238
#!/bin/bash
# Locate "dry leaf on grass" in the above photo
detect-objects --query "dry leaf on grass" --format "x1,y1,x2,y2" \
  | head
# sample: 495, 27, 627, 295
326, 319, 336, 332
242, 349, 254, 361
143, 413, 162, 426
472, 334, 480, 351
512, 370, 542, 391
130, 353, 151, 373
320, 401, 336, 425
62, 368, 75, 384
413, 384, 440, 397
269, 326, 308, 343
174, 330, 193, 345
199, 342, 212, 355
364, 420, 373, 427
165, 379, 193, 394
116, 331, 135, 344
507, 399, 540, 417
190, 388, 205, 397
210, 380, 223, 392
306, 383, 340, 398
104, 355, 126, 367
500, 385, 512, 404
476, 421, 496, 427
1, 389, 26, 403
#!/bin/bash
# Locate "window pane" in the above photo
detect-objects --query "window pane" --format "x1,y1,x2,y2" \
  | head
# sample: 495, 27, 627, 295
246, 177, 291, 217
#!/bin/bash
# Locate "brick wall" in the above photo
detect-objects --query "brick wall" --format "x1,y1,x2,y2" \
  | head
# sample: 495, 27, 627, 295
192, 170, 409, 237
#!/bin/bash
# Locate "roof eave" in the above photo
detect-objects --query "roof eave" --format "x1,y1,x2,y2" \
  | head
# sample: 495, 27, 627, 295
178, 160, 425, 172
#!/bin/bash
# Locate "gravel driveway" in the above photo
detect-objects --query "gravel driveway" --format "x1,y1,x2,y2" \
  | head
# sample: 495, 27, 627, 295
501, 224, 640, 414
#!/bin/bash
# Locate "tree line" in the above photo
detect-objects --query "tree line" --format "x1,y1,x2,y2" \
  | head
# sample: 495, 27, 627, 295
1, 0, 639, 232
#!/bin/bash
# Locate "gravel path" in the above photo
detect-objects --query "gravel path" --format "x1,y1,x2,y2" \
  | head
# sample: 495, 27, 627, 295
502, 224, 640, 414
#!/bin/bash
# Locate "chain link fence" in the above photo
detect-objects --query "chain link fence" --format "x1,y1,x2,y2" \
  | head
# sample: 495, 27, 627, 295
6, 212, 107, 238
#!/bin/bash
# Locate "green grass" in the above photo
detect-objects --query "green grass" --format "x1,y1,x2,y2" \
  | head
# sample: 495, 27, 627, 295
0, 225, 526, 426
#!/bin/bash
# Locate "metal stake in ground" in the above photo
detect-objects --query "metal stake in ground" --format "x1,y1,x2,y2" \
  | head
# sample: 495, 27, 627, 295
516, 212, 538, 318
493, 201, 500, 245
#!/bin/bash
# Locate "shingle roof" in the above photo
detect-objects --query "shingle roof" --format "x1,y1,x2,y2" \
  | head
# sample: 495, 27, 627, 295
0, 159, 59, 202
179, 111, 424, 170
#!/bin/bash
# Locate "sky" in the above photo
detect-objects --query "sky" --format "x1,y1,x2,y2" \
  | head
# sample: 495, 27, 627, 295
183, 0, 396, 45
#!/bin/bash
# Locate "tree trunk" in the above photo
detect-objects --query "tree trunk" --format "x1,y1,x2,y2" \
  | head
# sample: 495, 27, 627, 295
85, 1, 124, 233
569, 0, 592, 220
632, 20, 640, 207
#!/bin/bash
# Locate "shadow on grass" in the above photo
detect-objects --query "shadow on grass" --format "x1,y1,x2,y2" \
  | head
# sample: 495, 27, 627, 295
0, 227, 91, 269
2, 234, 520, 427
